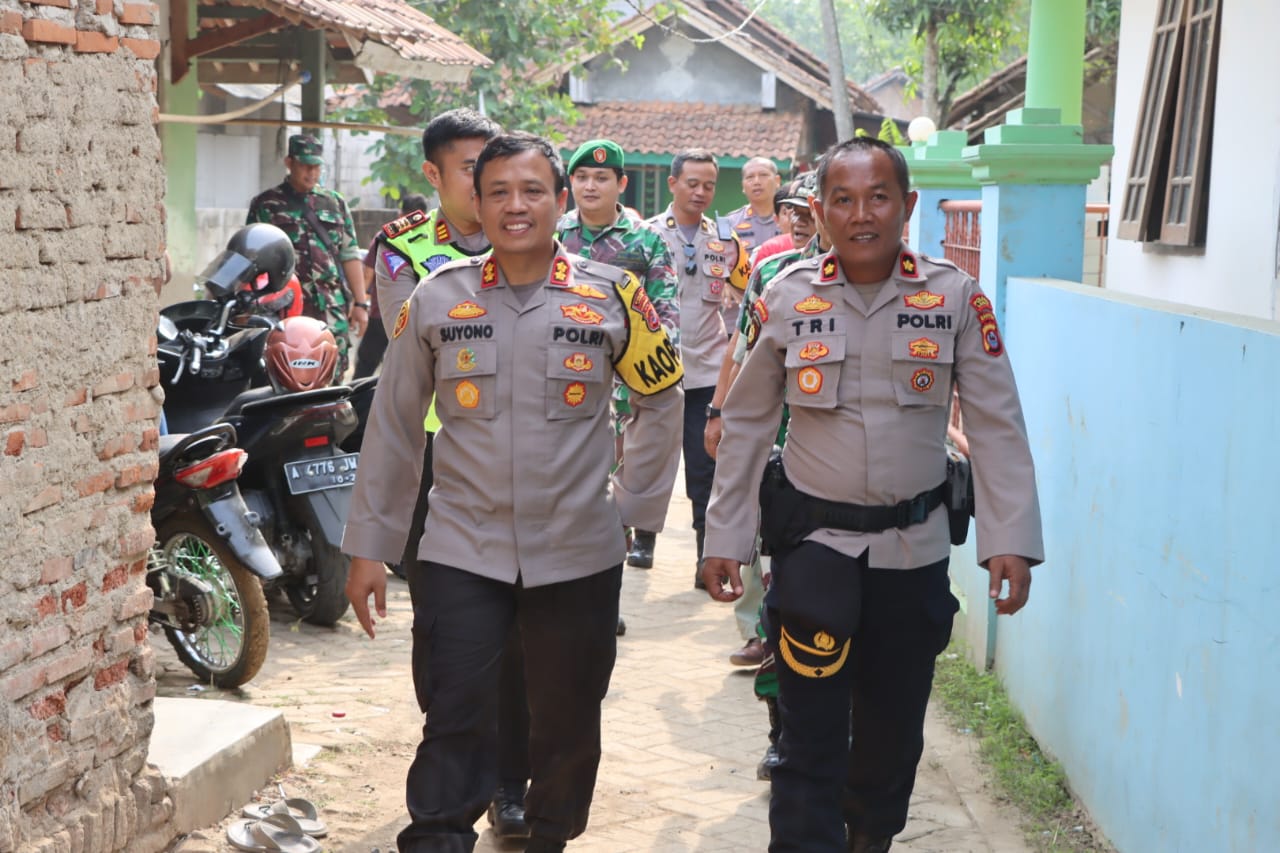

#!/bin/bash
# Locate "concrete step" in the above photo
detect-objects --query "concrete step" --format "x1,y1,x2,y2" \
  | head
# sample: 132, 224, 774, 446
147, 696, 293, 835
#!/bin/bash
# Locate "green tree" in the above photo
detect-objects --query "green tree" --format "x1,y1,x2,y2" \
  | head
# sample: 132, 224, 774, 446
334, 0, 626, 201
867, 0, 1028, 123
762, 0, 910, 84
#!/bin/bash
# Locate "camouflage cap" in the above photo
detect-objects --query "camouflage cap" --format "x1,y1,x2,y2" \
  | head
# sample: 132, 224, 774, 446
567, 139, 624, 174
287, 134, 324, 165
779, 171, 817, 208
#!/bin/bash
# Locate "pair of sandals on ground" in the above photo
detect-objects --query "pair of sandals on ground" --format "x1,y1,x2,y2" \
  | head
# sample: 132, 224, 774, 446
227, 785, 328, 853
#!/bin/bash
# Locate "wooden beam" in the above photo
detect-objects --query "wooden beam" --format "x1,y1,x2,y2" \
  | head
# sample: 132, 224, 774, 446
170, 0, 191, 83
198, 4, 273, 20
185, 13, 290, 61
197, 61, 367, 85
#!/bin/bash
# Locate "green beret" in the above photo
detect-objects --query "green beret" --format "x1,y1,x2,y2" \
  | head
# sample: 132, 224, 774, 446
567, 139, 624, 174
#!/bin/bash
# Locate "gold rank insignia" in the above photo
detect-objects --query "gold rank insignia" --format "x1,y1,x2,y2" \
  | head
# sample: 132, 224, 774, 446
903, 290, 945, 310
820, 255, 839, 281
435, 218, 451, 244
561, 303, 604, 325
447, 300, 487, 320
778, 625, 850, 679
899, 252, 920, 278
481, 258, 499, 288
797, 366, 823, 394
381, 209, 428, 239
563, 382, 587, 407
455, 380, 480, 409
566, 283, 608, 300
563, 352, 593, 373
455, 347, 477, 372
551, 256, 570, 285
794, 295, 833, 314
910, 367, 935, 393
665, 216, 676, 228
798, 341, 829, 362
908, 337, 940, 359
392, 300, 411, 339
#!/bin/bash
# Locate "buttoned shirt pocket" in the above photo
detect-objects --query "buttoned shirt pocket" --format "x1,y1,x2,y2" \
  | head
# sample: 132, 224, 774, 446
547, 344, 608, 420
437, 339, 498, 419
784, 334, 845, 409
700, 256, 729, 304
890, 331, 954, 406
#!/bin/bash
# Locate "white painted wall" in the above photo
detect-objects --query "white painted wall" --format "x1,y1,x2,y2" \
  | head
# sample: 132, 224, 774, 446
1106, 0, 1280, 320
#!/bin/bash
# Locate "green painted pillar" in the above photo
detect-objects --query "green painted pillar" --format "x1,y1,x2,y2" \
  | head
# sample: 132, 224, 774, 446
1024, 0, 1086, 126
898, 130, 981, 256
159, 0, 200, 306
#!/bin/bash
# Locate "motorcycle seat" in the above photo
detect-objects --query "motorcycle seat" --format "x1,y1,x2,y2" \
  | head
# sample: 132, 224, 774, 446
223, 386, 278, 417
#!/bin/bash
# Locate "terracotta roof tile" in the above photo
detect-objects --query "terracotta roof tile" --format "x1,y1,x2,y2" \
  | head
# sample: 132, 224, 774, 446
556, 101, 804, 162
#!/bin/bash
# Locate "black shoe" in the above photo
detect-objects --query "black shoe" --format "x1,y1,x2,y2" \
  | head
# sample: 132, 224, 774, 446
616, 615, 627, 636
524, 838, 566, 853
626, 530, 656, 568
756, 743, 780, 780
848, 832, 893, 853
487, 794, 530, 840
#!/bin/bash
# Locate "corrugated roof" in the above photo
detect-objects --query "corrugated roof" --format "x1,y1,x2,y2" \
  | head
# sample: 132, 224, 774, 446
553, 100, 804, 162
223, 0, 490, 81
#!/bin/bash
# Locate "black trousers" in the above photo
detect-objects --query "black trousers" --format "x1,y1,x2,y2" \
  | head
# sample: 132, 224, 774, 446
397, 563, 621, 852
682, 385, 717, 533
764, 544, 958, 852
353, 314, 389, 379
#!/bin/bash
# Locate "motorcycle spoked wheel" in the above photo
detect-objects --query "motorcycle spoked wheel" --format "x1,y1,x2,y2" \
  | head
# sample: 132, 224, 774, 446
155, 517, 270, 688
284, 532, 350, 627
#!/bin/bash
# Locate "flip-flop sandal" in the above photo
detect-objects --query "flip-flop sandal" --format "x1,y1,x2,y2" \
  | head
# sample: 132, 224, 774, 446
226, 812, 322, 853
241, 797, 328, 837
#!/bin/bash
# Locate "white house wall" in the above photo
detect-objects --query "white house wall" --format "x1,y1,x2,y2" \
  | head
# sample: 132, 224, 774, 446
1106, 0, 1280, 321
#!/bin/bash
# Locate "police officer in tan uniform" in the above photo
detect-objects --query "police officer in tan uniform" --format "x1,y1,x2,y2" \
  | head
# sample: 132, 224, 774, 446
702, 137, 1044, 853
343, 133, 684, 853
647, 149, 749, 584
720, 156, 783, 252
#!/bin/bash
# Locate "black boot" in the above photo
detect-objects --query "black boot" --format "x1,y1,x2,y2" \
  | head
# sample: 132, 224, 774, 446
848, 832, 893, 853
486, 786, 530, 840
694, 528, 706, 589
626, 529, 656, 568
524, 838, 566, 853
758, 697, 782, 780
616, 615, 627, 636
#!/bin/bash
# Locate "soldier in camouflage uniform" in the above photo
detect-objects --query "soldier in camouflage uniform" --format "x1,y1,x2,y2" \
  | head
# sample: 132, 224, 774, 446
246, 134, 368, 374
557, 138, 679, 570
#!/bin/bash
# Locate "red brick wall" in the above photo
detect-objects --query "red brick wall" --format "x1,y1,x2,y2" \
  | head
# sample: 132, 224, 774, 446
0, 1, 172, 849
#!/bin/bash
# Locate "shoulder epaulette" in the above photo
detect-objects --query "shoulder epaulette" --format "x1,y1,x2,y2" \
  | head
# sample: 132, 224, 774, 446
570, 255, 627, 284
381, 209, 430, 240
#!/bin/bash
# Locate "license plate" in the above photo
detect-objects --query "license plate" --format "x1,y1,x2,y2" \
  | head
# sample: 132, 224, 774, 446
283, 453, 359, 495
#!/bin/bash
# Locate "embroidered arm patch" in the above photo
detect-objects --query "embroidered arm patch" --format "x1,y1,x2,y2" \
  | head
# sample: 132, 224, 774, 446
612, 271, 683, 394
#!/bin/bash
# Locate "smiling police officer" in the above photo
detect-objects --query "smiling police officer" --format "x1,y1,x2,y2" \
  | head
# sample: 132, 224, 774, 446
343, 132, 683, 853
701, 136, 1044, 853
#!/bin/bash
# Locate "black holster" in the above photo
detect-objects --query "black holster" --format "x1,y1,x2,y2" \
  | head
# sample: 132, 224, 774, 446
945, 446, 975, 546
758, 449, 809, 556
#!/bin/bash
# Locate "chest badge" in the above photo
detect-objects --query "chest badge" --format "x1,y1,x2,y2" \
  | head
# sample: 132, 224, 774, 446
455, 347, 477, 372
796, 366, 824, 394
481, 259, 499, 289
794, 295, 833, 314
455, 380, 480, 409
798, 341, 829, 362
561, 303, 605, 325
707, 240, 725, 252
910, 367, 935, 393
903, 291, 945, 310
566, 283, 607, 300
563, 352, 594, 373
709, 263, 725, 277
447, 300, 487, 319
908, 337, 940, 359
735, 221, 751, 231
563, 382, 587, 407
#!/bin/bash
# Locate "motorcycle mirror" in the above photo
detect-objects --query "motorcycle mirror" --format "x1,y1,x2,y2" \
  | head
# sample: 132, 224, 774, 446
158, 315, 179, 342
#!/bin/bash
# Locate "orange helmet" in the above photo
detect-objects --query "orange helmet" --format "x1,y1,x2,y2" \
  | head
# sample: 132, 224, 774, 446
264, 316, 338, 392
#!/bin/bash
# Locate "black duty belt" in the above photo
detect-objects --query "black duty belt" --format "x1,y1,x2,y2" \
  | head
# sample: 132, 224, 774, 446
799, 482, 947, 534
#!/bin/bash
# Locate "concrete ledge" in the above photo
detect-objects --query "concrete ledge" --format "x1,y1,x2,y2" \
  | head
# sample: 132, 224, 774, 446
147, 697, 292, 835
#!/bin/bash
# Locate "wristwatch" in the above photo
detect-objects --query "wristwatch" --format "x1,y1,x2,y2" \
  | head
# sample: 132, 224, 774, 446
705, 404, 722, 419
354, 300, 371, 309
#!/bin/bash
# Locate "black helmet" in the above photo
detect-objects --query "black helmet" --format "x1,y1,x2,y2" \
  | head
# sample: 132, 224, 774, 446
197, 223, 296, 299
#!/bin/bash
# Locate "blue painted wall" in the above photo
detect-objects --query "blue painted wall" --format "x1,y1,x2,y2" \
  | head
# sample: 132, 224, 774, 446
969, 277, 1280, 852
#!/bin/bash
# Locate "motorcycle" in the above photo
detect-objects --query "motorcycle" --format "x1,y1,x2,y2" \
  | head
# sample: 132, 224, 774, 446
157, 228, 359, 626
148, 422, 279, 688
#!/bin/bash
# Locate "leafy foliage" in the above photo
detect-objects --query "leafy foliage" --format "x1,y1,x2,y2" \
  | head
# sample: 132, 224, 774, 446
760, 0, 911, 84
332, 0, 627, 201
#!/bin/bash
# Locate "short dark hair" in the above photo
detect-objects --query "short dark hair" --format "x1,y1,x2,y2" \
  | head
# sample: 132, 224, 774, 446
400, 193, 429, 215
670, 149, 718, 179
421, 108, 501, 167
771, 186, 790, 216
815, 136, 911, 200
473, 132, 567, 196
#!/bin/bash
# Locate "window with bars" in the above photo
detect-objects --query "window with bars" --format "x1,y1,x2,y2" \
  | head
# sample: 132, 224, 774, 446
623, 166, 669, 219
1116, 0, 1221, 247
